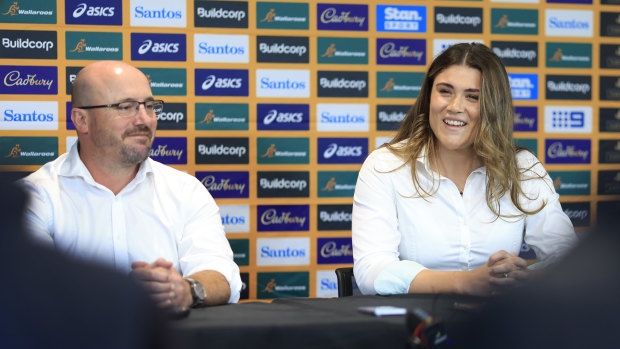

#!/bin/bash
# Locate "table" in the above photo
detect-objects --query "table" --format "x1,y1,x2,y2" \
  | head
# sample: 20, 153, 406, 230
172, 294, 483, 348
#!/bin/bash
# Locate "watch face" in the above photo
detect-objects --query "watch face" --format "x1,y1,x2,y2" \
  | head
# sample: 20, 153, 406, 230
188, 278, 206, 307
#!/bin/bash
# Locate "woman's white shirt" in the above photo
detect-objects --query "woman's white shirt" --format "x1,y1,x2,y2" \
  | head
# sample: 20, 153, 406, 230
352, 143, 577, 295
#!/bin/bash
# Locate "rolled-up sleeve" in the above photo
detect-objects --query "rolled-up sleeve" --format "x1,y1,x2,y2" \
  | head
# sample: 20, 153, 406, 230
178, 180, 242, 303
352, 151, 425, 295
519, 153, 578, 264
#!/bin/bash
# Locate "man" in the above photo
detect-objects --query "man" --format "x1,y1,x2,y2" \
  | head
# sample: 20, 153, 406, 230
19, 61, 241, 311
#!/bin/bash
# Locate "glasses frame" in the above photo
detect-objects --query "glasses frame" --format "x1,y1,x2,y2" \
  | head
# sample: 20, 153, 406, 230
75, 100, 165, 118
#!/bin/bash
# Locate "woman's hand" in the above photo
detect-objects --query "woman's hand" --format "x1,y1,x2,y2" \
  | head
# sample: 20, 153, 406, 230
486, 250, 529, 289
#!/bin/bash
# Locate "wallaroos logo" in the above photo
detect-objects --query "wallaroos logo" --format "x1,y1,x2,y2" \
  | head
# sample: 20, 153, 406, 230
70, 38, 86, 53
5, 143, 20, 158
3, 2, 19, 16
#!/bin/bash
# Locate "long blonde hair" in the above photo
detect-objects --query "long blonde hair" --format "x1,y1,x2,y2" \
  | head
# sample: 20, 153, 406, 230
386, 43, 543, 218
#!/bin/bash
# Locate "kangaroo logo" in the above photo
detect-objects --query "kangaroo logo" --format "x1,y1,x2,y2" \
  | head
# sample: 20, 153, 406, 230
261, 9, 276, 22
199, 110, 215, 124
5, 144, 21, 158
321, 44, 336, 58
261, 144, 277, 158
321, 177, 337, 191
3, 2, 19, 16
380, 78, 395, 92
70, 39, 87, 53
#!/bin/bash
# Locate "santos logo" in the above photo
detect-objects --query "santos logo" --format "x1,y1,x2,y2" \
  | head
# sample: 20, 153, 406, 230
73, 3, 114, 17
256, 69, 310, 98
317, 103, 369, 132
219, 205, 250, 233
257, 238, 310, 266
545, 10, 592, 37
0, 101, 58, 130
131, 0, 185, 27
197, 144, 246, 157
195, 34, 249, 63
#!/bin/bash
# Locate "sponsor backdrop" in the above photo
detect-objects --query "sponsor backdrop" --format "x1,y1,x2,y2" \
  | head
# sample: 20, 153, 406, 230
1, 0, 619, 300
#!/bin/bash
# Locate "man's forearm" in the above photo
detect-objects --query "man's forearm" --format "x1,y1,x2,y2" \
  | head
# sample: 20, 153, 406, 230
187, 270, 231, 306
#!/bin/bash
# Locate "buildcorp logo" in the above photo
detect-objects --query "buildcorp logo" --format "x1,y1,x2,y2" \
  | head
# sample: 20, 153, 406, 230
318, 138, 367, 164
434, 7, 483, 33
66, 0, 121, 25
257, 206, 310, 232
491, 41, 537, 67
318, 205, 353, 231
257, 36, 309, 63
317, 71, 368, 98
257, 104, 309, 131
377, 104, 409, 131
545, 75, 591, 100
195, 69, 248, 96
131, 33, 185, 61
156, 102, 186, 130
561, 201, 589, 227
196, 171, 249, 198
0, 30, 56, 59
257, 171, 309, 198
195, 137, 249, 164
195, 1, 248, 28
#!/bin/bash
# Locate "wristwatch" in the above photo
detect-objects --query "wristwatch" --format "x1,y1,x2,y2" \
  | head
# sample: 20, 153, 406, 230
185, 278, 206, 308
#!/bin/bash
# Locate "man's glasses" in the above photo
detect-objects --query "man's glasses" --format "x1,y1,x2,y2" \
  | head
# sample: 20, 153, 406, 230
75, 100, 165, 118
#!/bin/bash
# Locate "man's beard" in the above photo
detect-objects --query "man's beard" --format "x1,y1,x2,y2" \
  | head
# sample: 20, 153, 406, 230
119, 126, 153, 165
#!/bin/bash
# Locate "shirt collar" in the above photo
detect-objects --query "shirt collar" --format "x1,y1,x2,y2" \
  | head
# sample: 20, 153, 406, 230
59, 141, 153, 187
414, 144, 486, 179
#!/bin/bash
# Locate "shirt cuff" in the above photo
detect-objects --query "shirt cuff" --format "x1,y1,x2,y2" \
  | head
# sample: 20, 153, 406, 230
374, 260, 427, 295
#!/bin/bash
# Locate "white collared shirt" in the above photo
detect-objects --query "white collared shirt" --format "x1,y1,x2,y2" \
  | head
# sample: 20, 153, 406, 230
352, 143, 577, 295
20, 143, 242, 303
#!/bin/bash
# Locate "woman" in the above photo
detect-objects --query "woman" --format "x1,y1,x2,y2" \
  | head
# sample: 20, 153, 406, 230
352, 43, 577, 296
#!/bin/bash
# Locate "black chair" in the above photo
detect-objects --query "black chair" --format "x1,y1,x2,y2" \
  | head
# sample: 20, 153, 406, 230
335, 267, 358, 297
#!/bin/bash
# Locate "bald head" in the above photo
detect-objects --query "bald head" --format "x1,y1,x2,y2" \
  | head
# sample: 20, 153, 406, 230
71, 61, 151, 107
